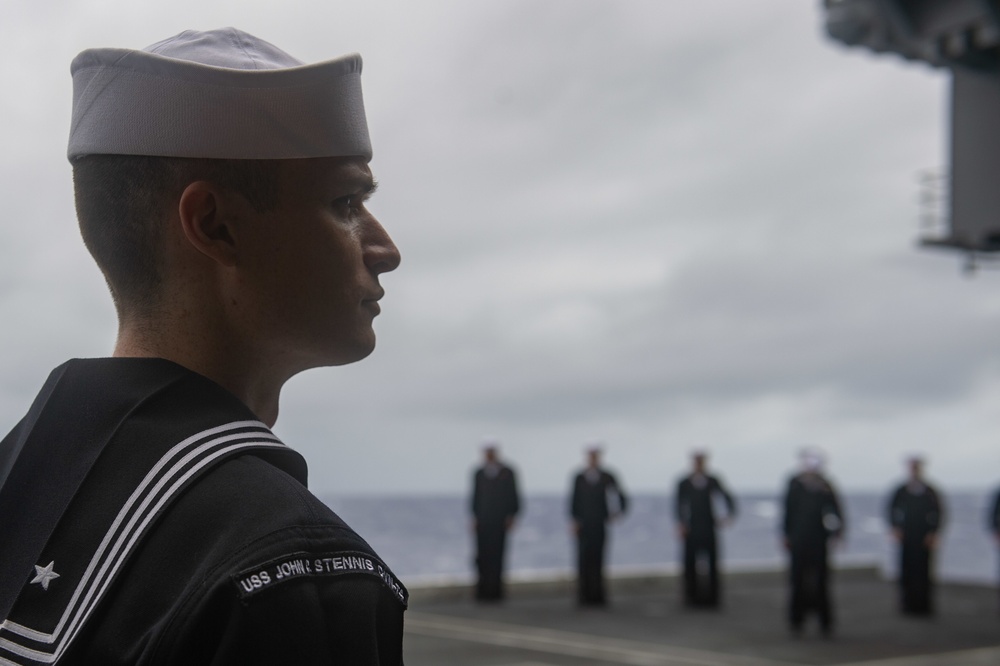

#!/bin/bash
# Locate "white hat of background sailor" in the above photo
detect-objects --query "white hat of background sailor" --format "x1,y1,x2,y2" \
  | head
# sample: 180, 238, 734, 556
68, 27, 371, 160
799, 446, 824, 472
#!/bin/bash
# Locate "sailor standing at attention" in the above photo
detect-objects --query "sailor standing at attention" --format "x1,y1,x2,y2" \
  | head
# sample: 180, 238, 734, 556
470, 442, 521, 601
675, 450, 737, 608
989, 484, 1000, 611
782, 449, 844, 638
0, 28, 405, 665
570, 446, 629, 607
888, 456, 944, 616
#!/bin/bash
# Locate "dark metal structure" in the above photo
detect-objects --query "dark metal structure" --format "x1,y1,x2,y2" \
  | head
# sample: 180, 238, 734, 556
823, 0, 1000, 262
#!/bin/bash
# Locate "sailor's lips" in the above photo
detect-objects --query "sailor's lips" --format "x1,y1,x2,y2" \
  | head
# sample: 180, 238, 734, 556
361, 291, 384, 315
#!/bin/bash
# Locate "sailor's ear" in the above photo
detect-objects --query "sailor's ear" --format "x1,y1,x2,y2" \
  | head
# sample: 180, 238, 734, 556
176, 181, 240, 267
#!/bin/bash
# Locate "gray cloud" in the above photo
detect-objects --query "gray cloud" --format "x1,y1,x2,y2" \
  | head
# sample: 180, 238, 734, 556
1, 0, 997, 495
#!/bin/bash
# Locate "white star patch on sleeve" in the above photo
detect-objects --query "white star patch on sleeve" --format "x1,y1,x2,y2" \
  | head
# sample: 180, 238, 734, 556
31, 561, 60, 591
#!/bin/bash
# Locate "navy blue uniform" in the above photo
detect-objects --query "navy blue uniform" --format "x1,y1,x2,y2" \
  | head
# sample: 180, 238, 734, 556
782, 471, 843, 634
990, 488, 1000, 610
991, 488, 1000, 536
471, 464, 520, 600
0, 359, 406, 665
888, 482, 943, 615
675, 474, 736, 607
570, 469, 627, 606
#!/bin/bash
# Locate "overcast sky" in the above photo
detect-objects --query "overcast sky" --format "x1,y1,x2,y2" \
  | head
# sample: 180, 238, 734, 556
2, 0, 998, 496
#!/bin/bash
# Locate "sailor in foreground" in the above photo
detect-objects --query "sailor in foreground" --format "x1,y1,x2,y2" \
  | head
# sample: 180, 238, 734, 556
0, 28, 404, 665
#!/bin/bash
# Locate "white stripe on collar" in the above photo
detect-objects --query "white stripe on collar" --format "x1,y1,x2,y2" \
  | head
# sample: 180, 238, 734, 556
0, 420, 283, 664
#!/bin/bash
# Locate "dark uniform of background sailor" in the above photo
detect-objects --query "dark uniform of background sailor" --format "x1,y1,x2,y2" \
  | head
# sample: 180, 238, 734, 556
782, 449, 844, 637
888, 456, 944, 616
470, 443, 520, 601
674, 450, 736, 608
570, 446, 628, 607
989, 485, 1000, 611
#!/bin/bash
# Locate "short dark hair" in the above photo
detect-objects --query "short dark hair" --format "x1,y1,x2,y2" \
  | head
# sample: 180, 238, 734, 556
72, 155, 279, 317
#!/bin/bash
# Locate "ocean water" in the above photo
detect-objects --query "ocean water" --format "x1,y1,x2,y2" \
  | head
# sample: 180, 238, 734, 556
321, 492, 1000, 587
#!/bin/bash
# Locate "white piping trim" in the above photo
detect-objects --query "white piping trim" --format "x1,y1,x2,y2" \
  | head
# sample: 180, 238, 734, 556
0, 420, 282, 664
0, 640, 51, 663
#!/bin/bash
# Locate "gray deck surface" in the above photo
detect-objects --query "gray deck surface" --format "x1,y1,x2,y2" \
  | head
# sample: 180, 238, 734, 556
403, 568, 1000, 666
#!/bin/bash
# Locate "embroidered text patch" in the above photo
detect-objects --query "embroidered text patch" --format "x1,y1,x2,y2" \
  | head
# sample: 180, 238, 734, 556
232, 550, 407, 606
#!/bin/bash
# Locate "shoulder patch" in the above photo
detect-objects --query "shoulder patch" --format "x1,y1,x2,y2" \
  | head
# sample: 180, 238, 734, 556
232, 550, 408, 607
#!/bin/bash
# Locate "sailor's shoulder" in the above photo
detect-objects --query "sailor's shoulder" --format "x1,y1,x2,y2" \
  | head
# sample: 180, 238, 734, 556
154, 452, 354, 552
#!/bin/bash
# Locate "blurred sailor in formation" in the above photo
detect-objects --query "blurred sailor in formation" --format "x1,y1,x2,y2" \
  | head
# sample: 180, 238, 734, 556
782, 449, 844, 637
470, 443, 520, 601
674, 450, 737, 608
888, 456, 944, 616
991, 486, 1000, 541
570, 446, 628, 606
990, 485, 1000, 610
